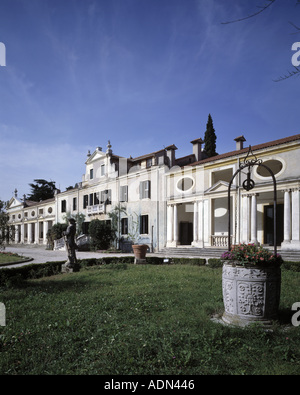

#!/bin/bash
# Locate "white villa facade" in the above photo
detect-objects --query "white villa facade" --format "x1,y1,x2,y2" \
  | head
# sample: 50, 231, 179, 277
7, 133, 300, 253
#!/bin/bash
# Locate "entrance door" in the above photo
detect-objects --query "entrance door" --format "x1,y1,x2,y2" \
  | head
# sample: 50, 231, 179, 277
179, 222, 193, 245
264, 204, 283, 246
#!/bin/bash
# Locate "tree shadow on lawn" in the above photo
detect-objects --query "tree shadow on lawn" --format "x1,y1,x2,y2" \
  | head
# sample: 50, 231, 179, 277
278, 308, 294, 326
6, 272, 114, 295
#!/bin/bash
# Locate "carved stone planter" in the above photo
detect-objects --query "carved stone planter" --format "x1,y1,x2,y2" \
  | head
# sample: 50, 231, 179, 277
222, 262, 281, 327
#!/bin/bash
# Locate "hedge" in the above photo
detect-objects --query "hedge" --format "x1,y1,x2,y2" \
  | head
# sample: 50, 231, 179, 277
0, 261, 63, 287
207, 258, 223, 268
1, 256, 299, 288
282, 261, 300, 272
0, 256, 207, 287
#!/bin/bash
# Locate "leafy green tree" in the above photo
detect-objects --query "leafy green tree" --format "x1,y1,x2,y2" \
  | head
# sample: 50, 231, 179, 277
46, 223, 67, 249
108, 204, 127, 248
204, 114, 218, 158
27, 179, 56, 202
89, 219, 116, 251
0, 200, 12, 249
62, 211, 86, 236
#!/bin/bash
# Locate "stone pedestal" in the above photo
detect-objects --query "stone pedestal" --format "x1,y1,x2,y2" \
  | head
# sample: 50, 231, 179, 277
222, 262, 281, 327
134, 258, 147, 264
61, 263, 80, 273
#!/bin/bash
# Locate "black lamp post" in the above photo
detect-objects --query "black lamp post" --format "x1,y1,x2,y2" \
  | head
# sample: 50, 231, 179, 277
227, 146, 277, 255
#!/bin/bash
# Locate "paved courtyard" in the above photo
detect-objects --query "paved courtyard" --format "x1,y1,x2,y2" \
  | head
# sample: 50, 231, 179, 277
2, 244, 135, 268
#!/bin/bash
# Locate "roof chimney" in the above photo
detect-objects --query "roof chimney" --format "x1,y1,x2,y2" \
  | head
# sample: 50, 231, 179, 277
165, 144, 177, 167
234, 135, 246, 150
190, 138, 204, 161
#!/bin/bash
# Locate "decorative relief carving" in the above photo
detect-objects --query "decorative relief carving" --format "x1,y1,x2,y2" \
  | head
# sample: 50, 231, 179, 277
237, 282, 264, 317
222, 280, 234, 314
222, 263, 281, 326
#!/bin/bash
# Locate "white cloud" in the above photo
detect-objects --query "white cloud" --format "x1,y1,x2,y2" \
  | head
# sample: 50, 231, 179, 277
0, 137, 89, 202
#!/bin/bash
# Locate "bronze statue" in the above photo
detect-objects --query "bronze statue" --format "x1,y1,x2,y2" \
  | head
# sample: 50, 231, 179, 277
62, 218, 79, 272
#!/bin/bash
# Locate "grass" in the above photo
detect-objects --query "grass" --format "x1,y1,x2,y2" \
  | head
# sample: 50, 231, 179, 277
0, 263, 299, 375
0, 252, 30, 265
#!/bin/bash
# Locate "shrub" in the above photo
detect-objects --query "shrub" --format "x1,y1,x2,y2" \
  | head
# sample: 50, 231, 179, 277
207, 258, 223, 268
89, 220, 116, 250
47, 223, 67, 249
282, 261, 300, 272
172, 258, 206, 266
0, 261, 63, 288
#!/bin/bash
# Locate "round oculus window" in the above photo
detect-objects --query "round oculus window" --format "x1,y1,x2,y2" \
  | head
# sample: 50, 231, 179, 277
257, 160, 283, 177
177, 177, 194, 192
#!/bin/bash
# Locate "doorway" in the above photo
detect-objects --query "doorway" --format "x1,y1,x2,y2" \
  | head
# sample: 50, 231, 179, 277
179, 221, 193, 245
264, 204, 283, 246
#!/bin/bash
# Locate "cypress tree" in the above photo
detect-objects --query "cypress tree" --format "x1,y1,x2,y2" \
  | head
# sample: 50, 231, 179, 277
204, 114, 217, 157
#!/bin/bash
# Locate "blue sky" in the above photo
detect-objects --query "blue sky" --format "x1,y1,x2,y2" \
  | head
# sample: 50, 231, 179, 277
0, 0, 299, 202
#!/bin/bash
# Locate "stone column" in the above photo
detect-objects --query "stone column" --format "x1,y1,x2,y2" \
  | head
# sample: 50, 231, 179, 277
15, 225, 19, 243
242, 195, 251, 243
197, 201, 203, 247
20, 223, 25, 243
43, 221, 49, 245
28, 223, 33, 244
250, 193, 258, 244
166, 205, 174, 246
193, 201, 198, 243
291, 188, 300, 249
173, 204, 178, 245
283, 189, 291, 243
35, 222, 39, 244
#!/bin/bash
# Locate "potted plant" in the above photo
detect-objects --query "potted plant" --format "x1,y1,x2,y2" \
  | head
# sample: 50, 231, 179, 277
128, 213, 148, 263
220, 243, 283, 327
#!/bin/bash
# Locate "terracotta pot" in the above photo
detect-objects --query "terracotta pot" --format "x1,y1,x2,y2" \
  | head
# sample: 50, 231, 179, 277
132, 244, 148, 260
222, 262, 281, 327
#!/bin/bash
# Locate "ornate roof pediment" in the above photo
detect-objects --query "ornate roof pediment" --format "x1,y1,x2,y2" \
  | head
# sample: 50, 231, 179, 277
7, 196, 23, 209
205, 180, 230, 194
85, 149, 106, 164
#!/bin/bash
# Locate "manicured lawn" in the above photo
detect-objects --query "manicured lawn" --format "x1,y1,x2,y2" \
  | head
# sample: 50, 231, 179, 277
0, 263, 299, 375
0, 252, 29, 265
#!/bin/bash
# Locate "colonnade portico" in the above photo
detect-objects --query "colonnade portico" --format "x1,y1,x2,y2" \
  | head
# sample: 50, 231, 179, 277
14, 220, 52, 245
8, 196, 55, 246
166, 200, 208, 247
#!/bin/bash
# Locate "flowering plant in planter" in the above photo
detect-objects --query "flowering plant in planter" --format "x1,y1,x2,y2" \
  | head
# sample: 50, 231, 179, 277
221, 243, 283, 266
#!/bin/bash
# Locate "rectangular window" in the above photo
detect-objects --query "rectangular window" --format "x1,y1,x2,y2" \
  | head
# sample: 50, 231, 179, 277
140, 215, 149, 234
101, 164, 105, 176
90, 168, 94, 180
101, 189, 111, 204
146, 158, 152, 168
94, 192, 99, 205
121, 218, 128, 235
120, 185, 128, 202
73, 197, 77, 211
61, 200, 66, 213
140, 180, 151, 199
89, 193, 94, 206
83, 195, 88, 209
